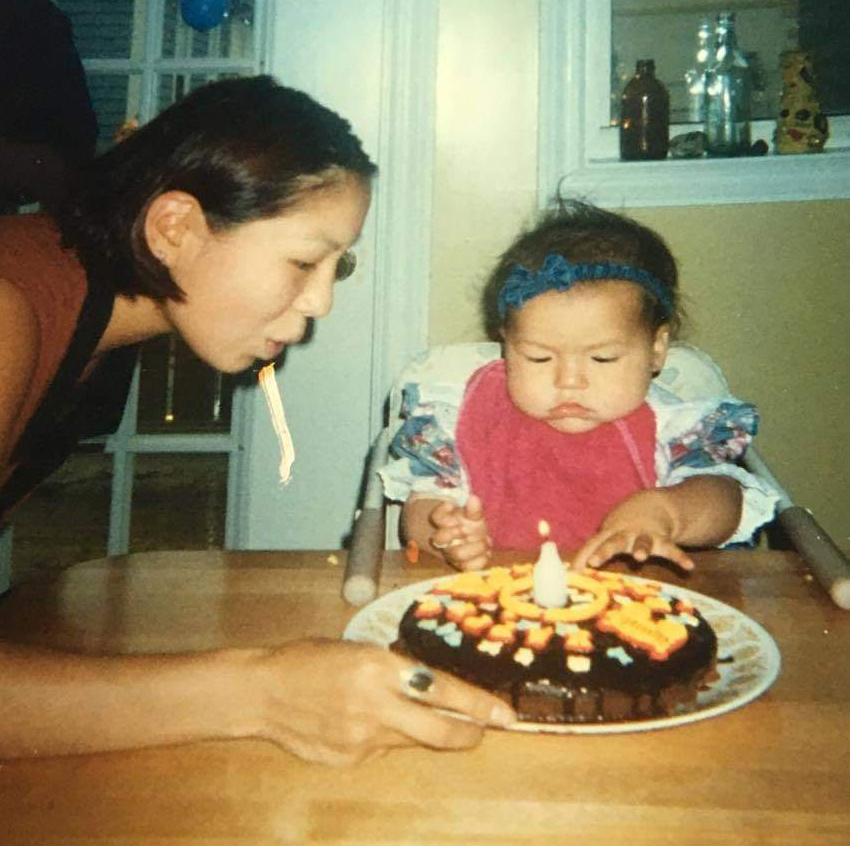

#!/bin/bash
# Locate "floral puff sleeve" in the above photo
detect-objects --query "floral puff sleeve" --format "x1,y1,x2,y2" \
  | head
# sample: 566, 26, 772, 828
378, 343, 502, 505
378, 380, 470, 505
648, 382, 781, 546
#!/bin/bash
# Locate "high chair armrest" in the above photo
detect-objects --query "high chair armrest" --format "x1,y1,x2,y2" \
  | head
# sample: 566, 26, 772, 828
342, 428, 391, 605
743, 447, 849, 609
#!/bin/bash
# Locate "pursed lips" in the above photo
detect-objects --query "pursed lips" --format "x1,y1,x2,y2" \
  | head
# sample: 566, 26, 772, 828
546, 401, 591, 420
263, 324, 307, 358
262, 339, 285, 359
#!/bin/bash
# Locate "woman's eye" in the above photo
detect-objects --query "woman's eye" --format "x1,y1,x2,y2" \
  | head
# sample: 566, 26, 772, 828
292, 260, 315, 272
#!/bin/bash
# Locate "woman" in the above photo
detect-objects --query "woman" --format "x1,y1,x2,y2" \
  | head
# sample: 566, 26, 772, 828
0, 76, 514, 766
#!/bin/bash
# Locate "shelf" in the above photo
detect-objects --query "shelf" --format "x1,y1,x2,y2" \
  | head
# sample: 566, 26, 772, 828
553, 147, 850, 208
539, 0, 850, 209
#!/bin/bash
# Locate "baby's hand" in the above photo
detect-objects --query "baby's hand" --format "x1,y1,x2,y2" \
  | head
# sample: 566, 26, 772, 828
429, 494, 492, 571
571, 527, 694, 573
570, 494, 694, 573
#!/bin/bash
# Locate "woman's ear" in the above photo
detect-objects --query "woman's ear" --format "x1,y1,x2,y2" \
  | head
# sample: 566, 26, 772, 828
651, 324, 671, 376
143, 191, 208, 268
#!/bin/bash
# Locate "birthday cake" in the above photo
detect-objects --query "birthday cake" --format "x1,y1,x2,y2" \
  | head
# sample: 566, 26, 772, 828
395, 564, 718, 723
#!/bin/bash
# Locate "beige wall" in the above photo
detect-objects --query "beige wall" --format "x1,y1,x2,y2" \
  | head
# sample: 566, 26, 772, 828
431, 0, 538, 342
430, 0, 849, 549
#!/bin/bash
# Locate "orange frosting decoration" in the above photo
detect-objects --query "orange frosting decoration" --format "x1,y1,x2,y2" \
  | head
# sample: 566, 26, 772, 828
541, 574, 610, 623
564, 628, 594, 654
405, 539, 420, 563
596, 601, 687, 660
494, 572, 611, 623
446, 600, 477, 624
624, 580, 663, 601
524, 626, 554, 652
644, 595, 673, 614
487, 623, 517, 644
462, 614, 494, 637
434, 572, 499, 603
414, 597, 443, 619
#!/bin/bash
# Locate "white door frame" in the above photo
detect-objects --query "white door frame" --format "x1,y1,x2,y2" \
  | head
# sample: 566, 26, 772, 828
232, 0, 438, 549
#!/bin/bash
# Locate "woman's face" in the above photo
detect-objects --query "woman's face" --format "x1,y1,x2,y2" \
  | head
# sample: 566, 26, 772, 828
503, 282, 669, 434
161, 173, 371, 373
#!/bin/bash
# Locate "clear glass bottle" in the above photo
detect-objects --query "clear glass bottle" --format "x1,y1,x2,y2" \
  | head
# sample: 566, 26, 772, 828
684, 20, 712, 124
620, 59, 670, 161
704, 12, 752, 157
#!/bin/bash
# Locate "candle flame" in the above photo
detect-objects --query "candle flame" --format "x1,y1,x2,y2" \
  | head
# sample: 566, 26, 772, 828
538, 519, 550, 538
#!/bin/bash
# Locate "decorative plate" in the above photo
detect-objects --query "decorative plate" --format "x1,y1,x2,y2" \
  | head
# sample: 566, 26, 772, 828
343, 573, 781, 734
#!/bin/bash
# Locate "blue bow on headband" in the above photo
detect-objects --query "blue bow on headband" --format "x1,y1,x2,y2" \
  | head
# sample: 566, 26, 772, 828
497, 254, 673, 321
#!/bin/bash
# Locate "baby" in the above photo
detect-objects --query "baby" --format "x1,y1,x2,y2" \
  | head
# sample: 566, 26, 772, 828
380, 200, 779, 571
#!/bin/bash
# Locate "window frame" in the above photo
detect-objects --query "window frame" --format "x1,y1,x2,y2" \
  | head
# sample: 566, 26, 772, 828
538, 0, 850, 208
71, 0, 271, 554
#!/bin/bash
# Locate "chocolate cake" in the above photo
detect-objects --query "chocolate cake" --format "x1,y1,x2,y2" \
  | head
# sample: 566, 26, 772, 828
395, 565, 718, 723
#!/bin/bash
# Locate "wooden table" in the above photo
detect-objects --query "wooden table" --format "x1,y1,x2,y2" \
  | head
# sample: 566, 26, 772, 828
0, 547, 847, 845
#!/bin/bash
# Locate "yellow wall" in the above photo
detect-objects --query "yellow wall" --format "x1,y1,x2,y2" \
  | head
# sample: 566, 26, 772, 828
430, 0, 849, 549
431, 0, 538, 341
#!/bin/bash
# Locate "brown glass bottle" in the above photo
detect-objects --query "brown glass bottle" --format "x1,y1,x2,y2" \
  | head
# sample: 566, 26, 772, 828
620, 59, 670, 160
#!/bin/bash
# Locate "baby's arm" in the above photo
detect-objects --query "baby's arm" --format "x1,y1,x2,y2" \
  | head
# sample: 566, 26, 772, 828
401, 494, 492, 571
571, 474, 743, 572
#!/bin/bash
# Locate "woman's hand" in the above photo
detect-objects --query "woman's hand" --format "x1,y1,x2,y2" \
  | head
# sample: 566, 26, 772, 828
0, 638, 513, 764
428, 494, 492, 571
247, 639, 515, 766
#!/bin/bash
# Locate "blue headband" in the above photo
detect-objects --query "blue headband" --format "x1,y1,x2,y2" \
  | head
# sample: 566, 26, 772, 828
497, 254, 674, 321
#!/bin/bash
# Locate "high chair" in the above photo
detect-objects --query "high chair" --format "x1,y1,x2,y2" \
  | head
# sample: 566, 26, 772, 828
343, 342, 850, 609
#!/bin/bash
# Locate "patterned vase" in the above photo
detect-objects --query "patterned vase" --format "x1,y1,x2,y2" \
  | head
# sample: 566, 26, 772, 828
774, 51, 829, 154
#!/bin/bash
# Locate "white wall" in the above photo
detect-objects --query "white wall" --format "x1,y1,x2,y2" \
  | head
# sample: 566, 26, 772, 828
430, 0, 538, 344
235, 0, 386, 549
236, 0, 437, 549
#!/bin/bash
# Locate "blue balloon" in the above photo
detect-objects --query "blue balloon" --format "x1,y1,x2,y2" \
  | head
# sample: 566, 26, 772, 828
180, 0, 228, 32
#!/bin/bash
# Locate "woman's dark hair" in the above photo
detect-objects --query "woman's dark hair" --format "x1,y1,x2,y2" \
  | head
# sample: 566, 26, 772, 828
482, 198, 681, 339
52, 75, 377, 299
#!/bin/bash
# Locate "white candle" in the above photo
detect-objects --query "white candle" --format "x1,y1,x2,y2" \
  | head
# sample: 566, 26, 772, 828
533, 521, 567, 608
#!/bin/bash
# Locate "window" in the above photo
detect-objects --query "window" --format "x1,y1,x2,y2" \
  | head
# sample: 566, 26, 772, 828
56, 0, 269, 555
539, 0, 850, 207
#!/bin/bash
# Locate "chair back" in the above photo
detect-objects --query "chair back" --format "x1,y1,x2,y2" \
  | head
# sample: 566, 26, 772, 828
379, 340, 733, 549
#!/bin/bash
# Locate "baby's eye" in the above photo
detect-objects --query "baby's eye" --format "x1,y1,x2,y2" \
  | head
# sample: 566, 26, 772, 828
526, 355, 552, 363
591, 355, 619, 363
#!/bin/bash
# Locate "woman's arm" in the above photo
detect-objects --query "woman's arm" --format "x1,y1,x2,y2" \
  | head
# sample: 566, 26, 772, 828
0, 638, 514, 765
571, 474, 743, 571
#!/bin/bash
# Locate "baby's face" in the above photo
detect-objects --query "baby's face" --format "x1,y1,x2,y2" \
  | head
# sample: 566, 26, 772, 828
503, 282, 669, 434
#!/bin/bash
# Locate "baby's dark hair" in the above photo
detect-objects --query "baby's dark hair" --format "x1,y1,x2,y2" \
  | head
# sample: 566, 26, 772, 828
52, 75, 377, 300
483, 198, 681, 339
